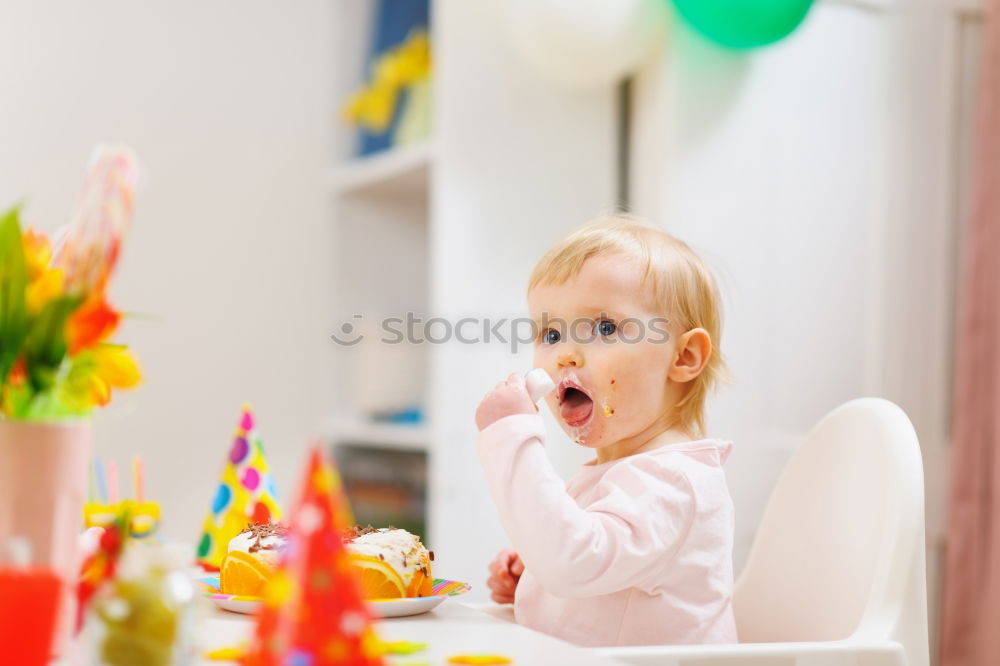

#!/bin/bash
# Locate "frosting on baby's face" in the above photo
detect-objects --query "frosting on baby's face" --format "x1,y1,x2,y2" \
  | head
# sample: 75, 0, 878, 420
529, 254, 688, 462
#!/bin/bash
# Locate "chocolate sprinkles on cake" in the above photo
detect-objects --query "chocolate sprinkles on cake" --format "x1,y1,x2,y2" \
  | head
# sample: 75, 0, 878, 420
239, 522, 289, 553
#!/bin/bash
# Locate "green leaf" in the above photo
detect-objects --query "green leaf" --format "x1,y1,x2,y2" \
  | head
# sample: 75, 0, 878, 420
0, 206, 28, 387
23, 294, 84, 394
51, 350, 100, 418
7, 384, 84, 421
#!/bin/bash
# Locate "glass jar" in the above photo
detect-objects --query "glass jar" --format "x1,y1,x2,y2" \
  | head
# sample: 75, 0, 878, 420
88, 543, 199, 666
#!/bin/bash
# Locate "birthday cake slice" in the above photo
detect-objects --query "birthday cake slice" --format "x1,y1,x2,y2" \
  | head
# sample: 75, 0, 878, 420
219, 523, 289, 596
345, 526, 434, 599
219, 523, 433, 599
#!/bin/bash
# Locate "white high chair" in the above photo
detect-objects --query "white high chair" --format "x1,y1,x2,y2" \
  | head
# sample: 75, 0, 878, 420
594, 397, 930, 666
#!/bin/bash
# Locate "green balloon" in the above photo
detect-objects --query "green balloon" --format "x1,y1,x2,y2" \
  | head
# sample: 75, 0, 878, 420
671, 0, 814, 49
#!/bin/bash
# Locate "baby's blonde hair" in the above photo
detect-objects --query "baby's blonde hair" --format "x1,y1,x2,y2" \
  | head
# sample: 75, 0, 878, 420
528, 215, 727, 437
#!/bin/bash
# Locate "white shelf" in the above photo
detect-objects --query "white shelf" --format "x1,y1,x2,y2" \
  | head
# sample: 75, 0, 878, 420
324, 415, 430, 452
327, 141, 433, 203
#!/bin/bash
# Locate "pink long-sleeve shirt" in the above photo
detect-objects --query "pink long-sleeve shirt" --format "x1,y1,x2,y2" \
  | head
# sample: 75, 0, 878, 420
477, 413, 738, 647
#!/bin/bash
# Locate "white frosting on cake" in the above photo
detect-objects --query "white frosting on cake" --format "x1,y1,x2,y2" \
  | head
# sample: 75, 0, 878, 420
346, 528, 429, 589
227, 529, 287, 568
224, 525, 430, 593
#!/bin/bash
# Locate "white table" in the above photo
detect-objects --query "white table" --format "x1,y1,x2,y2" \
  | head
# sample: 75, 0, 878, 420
199, 601, 627, 665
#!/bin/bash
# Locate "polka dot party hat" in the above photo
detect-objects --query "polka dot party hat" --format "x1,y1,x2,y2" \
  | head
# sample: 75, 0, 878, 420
196, 404, 283, 570
243, 446, 384, 666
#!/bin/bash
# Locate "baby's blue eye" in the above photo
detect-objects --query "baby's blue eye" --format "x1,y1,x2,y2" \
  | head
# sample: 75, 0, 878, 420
595, 320, 617, 337
542, 329, 561, 345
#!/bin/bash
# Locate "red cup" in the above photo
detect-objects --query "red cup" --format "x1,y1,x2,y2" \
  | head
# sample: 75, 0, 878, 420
0, 567, 62, 666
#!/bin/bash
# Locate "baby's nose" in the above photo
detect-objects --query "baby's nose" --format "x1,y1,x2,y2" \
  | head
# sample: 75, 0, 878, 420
557, 349, 584, 368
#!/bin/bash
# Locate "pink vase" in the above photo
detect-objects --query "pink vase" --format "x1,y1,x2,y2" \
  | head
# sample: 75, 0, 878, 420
0, 419, 91, 657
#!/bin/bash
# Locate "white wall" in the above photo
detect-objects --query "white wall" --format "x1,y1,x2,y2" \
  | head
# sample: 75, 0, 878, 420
430, 0, 617, 598
0, 0, 337, 541
632, 0, 894, 574
631, 0, 981, 657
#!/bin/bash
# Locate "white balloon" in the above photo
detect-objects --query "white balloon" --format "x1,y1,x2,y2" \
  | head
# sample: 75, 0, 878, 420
508, 0, 667, 91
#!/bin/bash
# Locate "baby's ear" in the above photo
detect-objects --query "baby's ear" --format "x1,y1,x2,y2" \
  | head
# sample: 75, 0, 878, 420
668, 328, 712, 383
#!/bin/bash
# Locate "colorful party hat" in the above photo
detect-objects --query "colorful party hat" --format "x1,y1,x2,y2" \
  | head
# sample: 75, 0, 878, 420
197, 405, 283, 570
243, 446, 383, 666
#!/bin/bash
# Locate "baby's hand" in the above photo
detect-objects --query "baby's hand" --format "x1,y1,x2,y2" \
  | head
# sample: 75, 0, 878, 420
487, 549, 524, 604
475, 373, 537, 431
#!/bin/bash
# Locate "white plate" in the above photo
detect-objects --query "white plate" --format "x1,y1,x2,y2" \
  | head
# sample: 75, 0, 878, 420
212, 596, 261, 614
198, 576, 471, 619
369, 594, 450, 618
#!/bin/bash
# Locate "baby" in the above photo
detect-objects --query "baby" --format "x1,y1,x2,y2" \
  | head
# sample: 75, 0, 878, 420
475, 216, 737, 647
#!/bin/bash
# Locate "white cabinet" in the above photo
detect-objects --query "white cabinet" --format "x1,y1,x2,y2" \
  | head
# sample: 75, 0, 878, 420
327, 3, 435, 537
427, 0, 617, 596
327, 0, 618, 596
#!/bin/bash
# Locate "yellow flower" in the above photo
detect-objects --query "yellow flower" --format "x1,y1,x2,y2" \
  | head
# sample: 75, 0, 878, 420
59, 344, 141, 411
22, 228, 66, 314
93, 344, 141, 389
26, 267, 64, 314
23, 228, 53, 280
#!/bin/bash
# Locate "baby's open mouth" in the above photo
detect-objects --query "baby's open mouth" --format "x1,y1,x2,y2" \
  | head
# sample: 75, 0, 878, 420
558, 379, 594, 428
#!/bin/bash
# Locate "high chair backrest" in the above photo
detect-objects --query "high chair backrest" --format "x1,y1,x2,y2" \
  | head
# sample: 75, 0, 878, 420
732, 398, 928, 664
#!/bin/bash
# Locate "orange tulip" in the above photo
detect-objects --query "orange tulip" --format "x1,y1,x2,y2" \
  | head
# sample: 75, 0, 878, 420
66, 296, 120, 355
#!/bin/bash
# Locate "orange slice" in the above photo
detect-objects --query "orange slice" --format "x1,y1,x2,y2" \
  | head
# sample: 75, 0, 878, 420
350, 554, 406, 599
220, 551, 272, 596
406, 566, 433, 597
